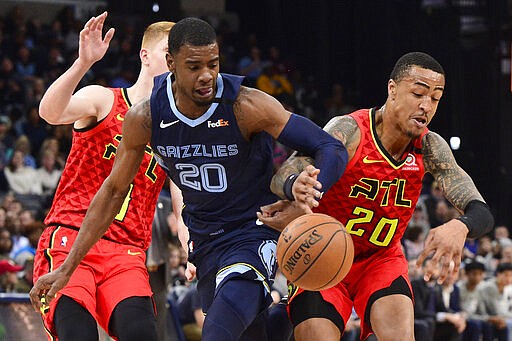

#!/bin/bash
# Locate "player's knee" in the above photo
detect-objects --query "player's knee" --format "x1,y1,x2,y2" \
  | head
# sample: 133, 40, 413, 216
110, 296, 158, 341
202, 279, 266, 341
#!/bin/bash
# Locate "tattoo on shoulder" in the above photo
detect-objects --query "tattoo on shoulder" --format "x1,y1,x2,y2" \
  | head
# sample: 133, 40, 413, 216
140, 100, 152, 131
423, 132, 483, 211
324, 115, 359, 148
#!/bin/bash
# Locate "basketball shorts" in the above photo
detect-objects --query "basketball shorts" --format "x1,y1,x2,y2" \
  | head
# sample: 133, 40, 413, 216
191, 229, 279, 314
33, 225, 153, 339
288, 252, 412, 340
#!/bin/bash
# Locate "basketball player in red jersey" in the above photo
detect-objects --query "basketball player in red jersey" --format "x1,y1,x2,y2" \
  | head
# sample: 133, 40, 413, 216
258, 52, 494, 340
29, 13, 172, 340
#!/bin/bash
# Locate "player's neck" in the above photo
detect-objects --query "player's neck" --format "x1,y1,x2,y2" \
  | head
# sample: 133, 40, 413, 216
126, 69, 155, 104
376, 105, 412, 161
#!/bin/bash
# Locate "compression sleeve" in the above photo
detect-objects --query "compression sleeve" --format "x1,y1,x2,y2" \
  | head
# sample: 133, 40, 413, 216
276, 113, 348, 195
456, 200, 494, 239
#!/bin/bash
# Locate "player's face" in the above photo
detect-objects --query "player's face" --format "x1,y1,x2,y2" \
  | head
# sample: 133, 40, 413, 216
146, 36, 170, 77
169, 43, 220, 108
389, 66, 445, 139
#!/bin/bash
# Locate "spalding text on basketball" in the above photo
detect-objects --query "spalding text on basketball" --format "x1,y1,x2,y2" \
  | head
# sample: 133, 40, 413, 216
283, 229, 323, 275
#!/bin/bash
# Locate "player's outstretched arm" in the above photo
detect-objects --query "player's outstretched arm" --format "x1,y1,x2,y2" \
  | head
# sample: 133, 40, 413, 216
39, 11, 115, 125
270, 115, 359, 203
29, 98, 151, 312
417, 131, 494, 283
237, 87, 348, 207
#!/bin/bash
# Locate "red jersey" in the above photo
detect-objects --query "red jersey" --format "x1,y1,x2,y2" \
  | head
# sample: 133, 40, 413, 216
315, 108, 427, 259
44, 88, 166, 249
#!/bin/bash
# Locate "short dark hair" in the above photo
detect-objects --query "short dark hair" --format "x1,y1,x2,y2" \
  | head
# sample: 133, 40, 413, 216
496, 262, 512, 274
464, 260, 485, 272
390, 52, 445, 83
168, 17, 217, 56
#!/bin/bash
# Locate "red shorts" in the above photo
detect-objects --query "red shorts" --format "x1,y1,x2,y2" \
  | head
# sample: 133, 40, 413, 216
33, 226, 153, 339
288, 251, 411, 340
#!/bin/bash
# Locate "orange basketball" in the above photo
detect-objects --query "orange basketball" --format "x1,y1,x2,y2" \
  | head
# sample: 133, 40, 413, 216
277, 213, 354, 291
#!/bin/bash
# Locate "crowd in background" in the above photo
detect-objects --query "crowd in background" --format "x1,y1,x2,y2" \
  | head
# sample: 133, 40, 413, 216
0, 4, 510, 341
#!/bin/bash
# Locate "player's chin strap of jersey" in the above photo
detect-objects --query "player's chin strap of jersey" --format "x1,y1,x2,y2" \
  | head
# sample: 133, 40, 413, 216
456, 200, 494, 239
277, 113, 348, 201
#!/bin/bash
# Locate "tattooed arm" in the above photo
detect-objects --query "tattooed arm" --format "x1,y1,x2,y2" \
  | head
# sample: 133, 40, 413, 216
417, 131, 486, 285
423, 131, 484, 211
270, 114, 360, 198
30, 98, 153, 310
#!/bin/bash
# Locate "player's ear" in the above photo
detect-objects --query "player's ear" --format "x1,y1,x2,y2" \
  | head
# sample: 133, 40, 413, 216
140, 48, 149, 66
166, 52, 175, 72
388, 80, 397, 99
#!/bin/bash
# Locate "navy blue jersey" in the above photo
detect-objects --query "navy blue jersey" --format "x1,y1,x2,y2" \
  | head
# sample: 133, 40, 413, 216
150, 72, 279, 241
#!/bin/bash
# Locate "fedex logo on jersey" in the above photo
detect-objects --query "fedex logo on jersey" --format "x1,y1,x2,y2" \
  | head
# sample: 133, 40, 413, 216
207, 119, 229, 128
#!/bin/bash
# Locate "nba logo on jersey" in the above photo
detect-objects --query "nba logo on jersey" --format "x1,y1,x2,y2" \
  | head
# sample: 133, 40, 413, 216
188, 240, 194, 253
61, 236, 68, 247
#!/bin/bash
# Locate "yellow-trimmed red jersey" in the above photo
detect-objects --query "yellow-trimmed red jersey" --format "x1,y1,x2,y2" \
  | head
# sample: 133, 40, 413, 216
44, 88, 166, 249
314, 108, 427, 259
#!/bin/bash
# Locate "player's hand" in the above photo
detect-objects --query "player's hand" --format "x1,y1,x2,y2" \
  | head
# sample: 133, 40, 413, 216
185, 262, 196, 281
257, 200, 312, 232
416, 219, 469, 284
78, 11, 115, 66
29, 268, 71, 313
292, 165, 323, 208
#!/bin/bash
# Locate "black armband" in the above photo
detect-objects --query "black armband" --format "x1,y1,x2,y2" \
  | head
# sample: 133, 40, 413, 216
283, 173, 299, 201
456, 200, 494, 239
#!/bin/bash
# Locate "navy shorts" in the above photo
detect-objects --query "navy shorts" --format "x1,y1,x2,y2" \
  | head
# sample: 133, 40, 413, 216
192, 226, 279, 313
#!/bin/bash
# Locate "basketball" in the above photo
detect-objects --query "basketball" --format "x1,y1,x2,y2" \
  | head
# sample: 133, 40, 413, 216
277, 213, 354, 291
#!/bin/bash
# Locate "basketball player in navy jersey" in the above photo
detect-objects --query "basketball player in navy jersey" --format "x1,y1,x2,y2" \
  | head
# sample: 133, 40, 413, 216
30, 17, 348, 341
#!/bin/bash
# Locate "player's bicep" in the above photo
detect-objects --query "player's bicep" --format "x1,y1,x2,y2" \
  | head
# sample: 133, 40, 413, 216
53, 86, 112, 124
235, 87, 291, 138
323, 115, 360, 160
423, 132, 483, 212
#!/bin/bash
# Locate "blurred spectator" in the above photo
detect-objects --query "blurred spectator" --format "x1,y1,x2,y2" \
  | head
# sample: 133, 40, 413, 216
3, 149, 42, 195
237, 46, 266, 87
13, 256, 33, 293
428, 265, 467, 340
147, 192, 174, 341
16, 105, 49, 157
422, 180, 445, 228
474, 262, 512, 340
14, 46, 36, 81
324, 83, 355, 118
403, 224, 427, 260
0, 56, 25, 108
256, 63, 293, 98
501, 245, 512, 264
459, 260, 493, 341
168, 244, 187, 288
0, 227, 13, 260
0, 258, 23, 292
434, 199, 459, 225
409, 201, 431, 235
411, 258, 436, 341
12, 220, 42, 266
0, 115, 15, 170
495, 225, 512, 249
177, 282, 203, 341
13, 135, 36, 168
475, 234, 499, 277
36, 148, 62, 196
